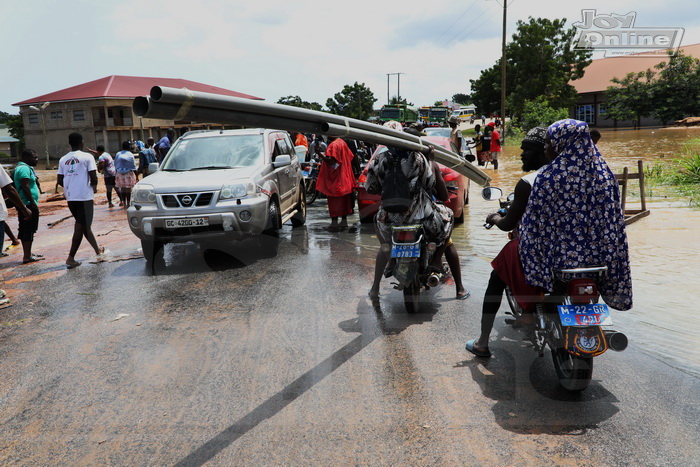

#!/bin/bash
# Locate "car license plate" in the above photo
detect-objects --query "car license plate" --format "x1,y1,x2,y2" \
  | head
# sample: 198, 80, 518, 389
558, 303, 612, 326
391, 244, 420, 258
164, 217, 209, 228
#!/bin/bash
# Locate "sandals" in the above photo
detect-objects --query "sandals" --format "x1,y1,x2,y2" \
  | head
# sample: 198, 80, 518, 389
23, 255, 45, 264
465, 339, 492, 358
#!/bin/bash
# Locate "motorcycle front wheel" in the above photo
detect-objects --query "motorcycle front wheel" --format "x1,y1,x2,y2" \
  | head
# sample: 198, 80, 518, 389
403, 278, 420, 314
305, 179, 318, 205
551, 349, 593, 392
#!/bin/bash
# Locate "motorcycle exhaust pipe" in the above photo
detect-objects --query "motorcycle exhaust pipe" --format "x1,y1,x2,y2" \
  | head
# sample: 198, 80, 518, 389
604, 330, 628, 352
427, 273, 442, 288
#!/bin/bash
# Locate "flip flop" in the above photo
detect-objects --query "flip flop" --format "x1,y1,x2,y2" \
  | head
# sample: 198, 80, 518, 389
23, 256, 45, 264
456, 291, 471, 300
66, 261, 82, 269
465, 339, 492, 358
0, 252, 8, 257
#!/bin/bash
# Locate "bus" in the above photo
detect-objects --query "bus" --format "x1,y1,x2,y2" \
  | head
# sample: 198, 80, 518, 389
451, 105, 477, 121
428, 106, 450, 126
419, 106, 431, 124
379, 104, 419, 124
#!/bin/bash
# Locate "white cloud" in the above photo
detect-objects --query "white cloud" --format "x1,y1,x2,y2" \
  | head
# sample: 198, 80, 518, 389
2, 0, 700, 113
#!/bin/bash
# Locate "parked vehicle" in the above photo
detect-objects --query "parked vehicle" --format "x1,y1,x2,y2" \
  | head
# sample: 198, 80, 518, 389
356, 137, 469, 223
483, 187, 629, 391
127, 128, 306, 262
451, 105, 477, 121
301, 158, 321, 205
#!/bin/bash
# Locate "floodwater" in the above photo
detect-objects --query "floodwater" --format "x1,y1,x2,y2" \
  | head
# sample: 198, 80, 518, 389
453, 126, 700, 378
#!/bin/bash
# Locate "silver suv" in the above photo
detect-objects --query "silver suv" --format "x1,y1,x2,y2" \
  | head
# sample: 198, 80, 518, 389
127, 128, 306, 261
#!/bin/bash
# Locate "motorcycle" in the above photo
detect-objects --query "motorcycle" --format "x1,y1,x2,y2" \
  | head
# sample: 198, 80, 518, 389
483, 187, 629, 391
383, 224, 445, 313
301, 158, 321, 205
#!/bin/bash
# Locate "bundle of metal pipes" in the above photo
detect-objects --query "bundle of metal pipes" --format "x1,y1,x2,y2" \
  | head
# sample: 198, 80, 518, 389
132, 86, 491, 186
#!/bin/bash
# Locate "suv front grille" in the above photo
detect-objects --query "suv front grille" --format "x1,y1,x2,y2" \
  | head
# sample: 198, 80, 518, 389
161, 192, 215, 208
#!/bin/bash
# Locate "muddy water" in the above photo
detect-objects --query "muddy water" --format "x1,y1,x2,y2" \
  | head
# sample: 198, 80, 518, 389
453, 126, 700, 378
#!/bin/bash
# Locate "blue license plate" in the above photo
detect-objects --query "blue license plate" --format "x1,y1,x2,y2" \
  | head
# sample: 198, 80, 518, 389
302, 170, 310, 177
391, 244, 420, 258
558, 304, 612, 326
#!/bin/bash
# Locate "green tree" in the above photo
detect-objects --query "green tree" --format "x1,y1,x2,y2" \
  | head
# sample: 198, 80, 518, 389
517, 96, 569, 131
651, 51, 700, 124
0, 111, 12, 124
276, 95, 323, 111
326, 82, 377, 120
5, 115, 24, 149
389, 95, 413, 106
605, 70, 655, 127
470, 17, 592, 120
452, 93, 471, 105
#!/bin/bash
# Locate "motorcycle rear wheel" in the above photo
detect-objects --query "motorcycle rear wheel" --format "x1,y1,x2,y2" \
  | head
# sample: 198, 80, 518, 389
403, 278, 420, 314
504, 286, 523, 319
551, 349, 594, 392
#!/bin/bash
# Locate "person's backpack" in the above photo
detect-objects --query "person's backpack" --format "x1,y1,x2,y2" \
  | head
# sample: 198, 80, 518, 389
381, 152, 412, 213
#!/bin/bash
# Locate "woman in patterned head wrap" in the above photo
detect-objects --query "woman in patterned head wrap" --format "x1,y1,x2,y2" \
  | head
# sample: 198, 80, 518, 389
519, 119, 632, 311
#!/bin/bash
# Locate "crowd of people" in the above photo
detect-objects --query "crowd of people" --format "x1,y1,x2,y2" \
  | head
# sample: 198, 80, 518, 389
1, 120, 632, 359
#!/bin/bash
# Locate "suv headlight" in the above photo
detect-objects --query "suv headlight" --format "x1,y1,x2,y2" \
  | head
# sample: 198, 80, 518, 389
132, 184, 157, 204
220, 181, 256, 200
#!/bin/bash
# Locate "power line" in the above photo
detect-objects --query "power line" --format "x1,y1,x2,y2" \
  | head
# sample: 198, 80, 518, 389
434, 0, 479, 45
443, 8, 492, 48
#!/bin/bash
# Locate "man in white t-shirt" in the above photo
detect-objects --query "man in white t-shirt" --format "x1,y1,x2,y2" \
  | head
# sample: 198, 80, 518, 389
57, 132, 105, 269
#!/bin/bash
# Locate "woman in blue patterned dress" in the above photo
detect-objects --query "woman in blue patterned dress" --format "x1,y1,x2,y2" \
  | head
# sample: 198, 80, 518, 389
466, 119, 632, 357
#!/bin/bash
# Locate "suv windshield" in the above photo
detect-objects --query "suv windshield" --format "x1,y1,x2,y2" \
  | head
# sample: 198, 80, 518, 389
162, 134, 264, 171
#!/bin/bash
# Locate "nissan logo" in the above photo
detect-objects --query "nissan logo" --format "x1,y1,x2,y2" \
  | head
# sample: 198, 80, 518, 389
181, 195, 193, 206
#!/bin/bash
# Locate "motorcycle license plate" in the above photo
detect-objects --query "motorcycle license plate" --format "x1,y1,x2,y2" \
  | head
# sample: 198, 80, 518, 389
164, 217, 209, 228
302, 170, 310, 177
558, 304, 612, 326
391, 244, 420, 258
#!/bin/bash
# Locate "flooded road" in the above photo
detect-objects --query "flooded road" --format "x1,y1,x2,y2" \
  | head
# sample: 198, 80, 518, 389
454, 126, 700, 378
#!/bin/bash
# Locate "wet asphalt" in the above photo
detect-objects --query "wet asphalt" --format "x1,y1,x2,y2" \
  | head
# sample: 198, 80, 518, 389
0, 193, 698, 465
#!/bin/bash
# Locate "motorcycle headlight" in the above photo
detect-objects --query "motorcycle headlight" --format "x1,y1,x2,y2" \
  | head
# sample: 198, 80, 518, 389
132, 184, 157, 204
220, 181, 256, 200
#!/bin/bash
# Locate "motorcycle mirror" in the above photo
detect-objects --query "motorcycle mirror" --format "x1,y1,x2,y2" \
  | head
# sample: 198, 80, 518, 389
482, 187, 502, 201
506, 192, 515, 202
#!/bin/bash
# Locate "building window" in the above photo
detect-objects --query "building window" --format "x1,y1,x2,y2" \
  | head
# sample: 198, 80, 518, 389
50, 110, 63, 120
598, 103, 607, 117
73, 109, 85, 122
28, 113, 39, 124
576, 105, 595, 124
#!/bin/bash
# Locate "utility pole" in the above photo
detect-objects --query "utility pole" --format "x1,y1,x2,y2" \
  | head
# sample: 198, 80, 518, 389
500, 0, 507, 140
386, 72, 404, 104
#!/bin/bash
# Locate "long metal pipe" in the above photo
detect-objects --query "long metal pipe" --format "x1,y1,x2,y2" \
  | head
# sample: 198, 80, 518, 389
134, 88, 491, 185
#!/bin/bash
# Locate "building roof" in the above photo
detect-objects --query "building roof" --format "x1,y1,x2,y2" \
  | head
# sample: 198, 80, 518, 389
12, 75, 263, 107
0, 125, 18, 143
572, 43, 700, 94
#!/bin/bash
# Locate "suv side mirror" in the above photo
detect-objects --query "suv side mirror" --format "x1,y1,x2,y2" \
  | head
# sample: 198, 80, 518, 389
148, 162, 160, 173
273, 154, 292, 168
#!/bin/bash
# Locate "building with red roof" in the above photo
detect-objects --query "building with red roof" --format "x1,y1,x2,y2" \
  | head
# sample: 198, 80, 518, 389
571, 43, 700, 128
13, 75, 263, 166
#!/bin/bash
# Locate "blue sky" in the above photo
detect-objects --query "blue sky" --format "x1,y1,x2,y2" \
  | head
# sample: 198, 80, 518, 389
2, 0, 699, 114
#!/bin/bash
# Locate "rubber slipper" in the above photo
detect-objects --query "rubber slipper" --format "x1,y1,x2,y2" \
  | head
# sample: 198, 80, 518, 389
23, 256, 45, 264
456, 291, 471, 300
66, 261, 82, 269
465, 339, 492, 358
0, 252, 8, 257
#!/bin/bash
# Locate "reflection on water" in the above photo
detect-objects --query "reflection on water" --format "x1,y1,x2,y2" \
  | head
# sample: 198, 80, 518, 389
454, 127, 700, 378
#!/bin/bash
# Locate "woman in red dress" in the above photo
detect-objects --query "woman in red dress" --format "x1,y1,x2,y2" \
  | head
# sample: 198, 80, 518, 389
316, 137, 357, 231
